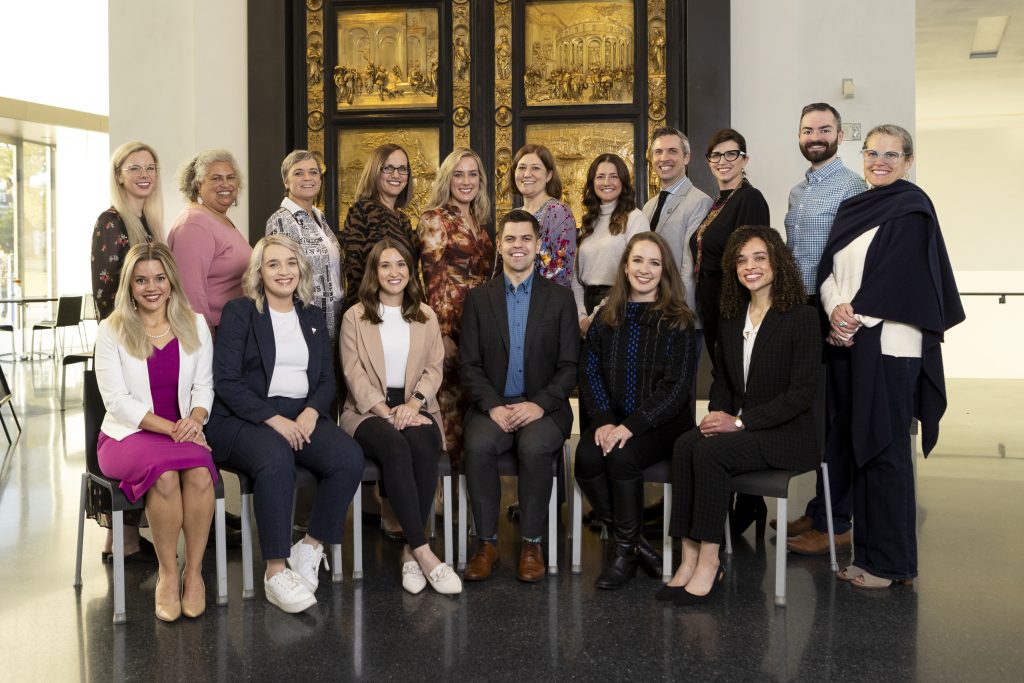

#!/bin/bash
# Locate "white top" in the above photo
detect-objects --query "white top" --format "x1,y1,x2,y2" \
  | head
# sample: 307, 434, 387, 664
571, 204, 650, 318
742, 305, 760, 389
819, 227, 922, 358
379, 304, 410, 389
268, 307, 310, 398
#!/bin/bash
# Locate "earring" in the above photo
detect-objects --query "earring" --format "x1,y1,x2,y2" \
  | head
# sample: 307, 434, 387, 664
197, 196, 204, 205
131, 297, 138, 311
234, 198, 239, 207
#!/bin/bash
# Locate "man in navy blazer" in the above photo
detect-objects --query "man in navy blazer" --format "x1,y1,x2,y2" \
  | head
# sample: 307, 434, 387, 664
459, 209, 579, 582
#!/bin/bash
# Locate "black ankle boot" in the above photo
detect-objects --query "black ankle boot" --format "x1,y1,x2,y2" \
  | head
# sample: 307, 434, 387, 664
576, 472, 615, 531
635, 538, 662, 578
596, 543, 638, 589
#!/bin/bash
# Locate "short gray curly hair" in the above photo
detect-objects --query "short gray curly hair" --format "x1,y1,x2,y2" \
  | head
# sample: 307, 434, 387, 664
177, 149, 245, 202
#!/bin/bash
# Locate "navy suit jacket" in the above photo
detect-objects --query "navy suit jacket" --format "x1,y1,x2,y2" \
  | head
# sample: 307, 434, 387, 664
458, 273, 579, 437
207, 297, 334, 462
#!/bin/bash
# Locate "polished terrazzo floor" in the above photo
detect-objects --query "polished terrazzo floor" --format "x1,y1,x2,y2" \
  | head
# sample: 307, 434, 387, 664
0, 357, 1020, 681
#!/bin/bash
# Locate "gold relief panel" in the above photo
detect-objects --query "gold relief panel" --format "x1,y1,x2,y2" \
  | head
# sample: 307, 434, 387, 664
306, 1, 325, 160
452, 0, 471, 150
524, 1, 635, 107
524, 121, 634, 222
337, 127, 440, 224
335, 8, 440, 110
494, 0, 513, 215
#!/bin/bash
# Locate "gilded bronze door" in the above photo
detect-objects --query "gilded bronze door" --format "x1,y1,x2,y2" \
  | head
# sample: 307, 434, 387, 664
297, 0, 723, 231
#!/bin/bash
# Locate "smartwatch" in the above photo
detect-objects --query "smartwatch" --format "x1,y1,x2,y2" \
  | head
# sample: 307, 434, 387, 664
411, 390, 426, 405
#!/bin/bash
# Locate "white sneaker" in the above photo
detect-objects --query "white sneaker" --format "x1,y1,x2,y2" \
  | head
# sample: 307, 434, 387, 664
427, 563, 463, 595
264, 569, 317, 614
288, 540, 329, 593
401, 560, 427, 595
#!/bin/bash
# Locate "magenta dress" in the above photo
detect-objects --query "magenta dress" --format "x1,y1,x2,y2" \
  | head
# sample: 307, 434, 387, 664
97, 339, 218, 503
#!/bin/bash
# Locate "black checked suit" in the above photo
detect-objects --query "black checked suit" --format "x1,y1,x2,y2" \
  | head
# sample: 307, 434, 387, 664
669, 304, 821, 543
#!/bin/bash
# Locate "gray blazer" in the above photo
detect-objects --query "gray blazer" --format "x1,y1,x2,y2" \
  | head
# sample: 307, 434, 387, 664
642, 176, 712, 320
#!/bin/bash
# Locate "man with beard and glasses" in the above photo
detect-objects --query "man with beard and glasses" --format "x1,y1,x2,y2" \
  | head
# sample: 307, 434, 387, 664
776, 102, 867, 556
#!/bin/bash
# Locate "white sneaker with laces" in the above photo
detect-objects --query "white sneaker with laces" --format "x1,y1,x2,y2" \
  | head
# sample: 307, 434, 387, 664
288, 540, 329, 593
401, 560, 427, 594
427, 563, 463, 595
264, 568, 317, 613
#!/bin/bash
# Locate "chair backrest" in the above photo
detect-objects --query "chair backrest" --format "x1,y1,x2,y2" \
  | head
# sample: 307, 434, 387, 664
81, 293, 98, 322
813, 364, 827, 459
55, 295, 84, 327
83, 369, 106, 476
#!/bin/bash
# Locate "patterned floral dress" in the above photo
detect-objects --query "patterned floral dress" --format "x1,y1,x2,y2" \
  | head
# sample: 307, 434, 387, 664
418, 205, 495, 466
90, 208, 153, 320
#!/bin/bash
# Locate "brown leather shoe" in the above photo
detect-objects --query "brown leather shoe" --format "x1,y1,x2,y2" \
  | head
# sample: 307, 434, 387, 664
463, 540, 499, 581
517, 541, 545, 582
769, 514, 814, 537
787, 528, 852, 556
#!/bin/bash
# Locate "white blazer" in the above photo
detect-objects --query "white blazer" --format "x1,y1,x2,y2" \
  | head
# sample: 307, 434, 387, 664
94, 312, 214, 440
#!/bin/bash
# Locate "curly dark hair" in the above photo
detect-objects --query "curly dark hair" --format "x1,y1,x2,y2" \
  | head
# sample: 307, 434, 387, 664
578, 153, 637, 247
719, 225, 806, 318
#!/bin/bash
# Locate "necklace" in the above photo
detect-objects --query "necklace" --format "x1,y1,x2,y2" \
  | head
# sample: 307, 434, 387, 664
145, 326, 171, 339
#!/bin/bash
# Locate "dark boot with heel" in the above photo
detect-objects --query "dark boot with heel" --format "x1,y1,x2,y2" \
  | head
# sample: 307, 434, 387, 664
595, 477, 646, 590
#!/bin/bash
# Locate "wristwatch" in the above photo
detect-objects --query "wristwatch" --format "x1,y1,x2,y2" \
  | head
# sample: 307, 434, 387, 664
411, 390, 426, 405
734, 417, 745, 431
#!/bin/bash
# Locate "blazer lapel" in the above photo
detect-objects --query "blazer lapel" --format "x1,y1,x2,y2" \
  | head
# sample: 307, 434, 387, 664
524, 277, 548, 357
253, 304, 277, 383
404, 315, 425, 393
363, 315, 388, 392
488, 278, 510, 354
747, 307, 782, 378
297, 304, 321, 387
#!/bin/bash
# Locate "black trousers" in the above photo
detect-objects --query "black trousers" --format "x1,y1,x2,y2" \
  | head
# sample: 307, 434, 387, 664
575, 421, 683, 482
804, 343, 855, 534
852, 355, 920, 580
669, 428, 770, 544
220, 396, 364, 560
354, 414, 442, 550
462, 407, 564, 540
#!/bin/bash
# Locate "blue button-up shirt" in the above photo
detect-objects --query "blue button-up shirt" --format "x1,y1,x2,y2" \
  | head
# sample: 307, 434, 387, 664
503, 271, 535, 398
784, 157, 868, 294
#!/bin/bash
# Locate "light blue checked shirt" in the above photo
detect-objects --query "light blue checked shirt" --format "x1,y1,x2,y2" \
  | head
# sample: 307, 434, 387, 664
503, 271, 535, 398
785, 157, 867, 294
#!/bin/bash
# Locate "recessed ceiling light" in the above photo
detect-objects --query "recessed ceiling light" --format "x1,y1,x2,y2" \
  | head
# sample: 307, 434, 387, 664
970, 15, 1009, 59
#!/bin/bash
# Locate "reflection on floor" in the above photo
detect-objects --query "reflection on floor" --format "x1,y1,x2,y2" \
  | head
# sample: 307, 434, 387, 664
0, 360, 1019, 680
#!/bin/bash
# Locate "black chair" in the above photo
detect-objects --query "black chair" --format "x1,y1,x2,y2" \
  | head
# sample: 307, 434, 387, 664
73, 369, 229, 623
351, 452, 454, 579
32, 295, 84, 359
219, 465, 345, 599
61, 351, 94, 410
723, 365, 837, 607
458, 442, 568, 574
0, 363, 22, 443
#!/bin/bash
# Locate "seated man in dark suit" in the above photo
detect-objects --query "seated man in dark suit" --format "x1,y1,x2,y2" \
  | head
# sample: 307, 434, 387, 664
459, 209, 579, 582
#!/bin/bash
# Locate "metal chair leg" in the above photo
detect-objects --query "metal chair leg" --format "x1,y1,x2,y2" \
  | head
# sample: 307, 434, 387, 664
821, 462, 839, 572
74, 474, 88, 587
352, 485, 363, 579
774, 497, 788, 607
112, 510, 127, 624
547, 476, 557, 574
332, 541, 344, 583
457, 474, 468, 570
215, 498, 228, 605
240, 493, 255, 599
662, 483, 672, 581
442, 474, 453, 566
571, 476, 582, 574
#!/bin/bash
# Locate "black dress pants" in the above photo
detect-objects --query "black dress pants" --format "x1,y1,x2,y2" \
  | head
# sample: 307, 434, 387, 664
354, 415, 442, 549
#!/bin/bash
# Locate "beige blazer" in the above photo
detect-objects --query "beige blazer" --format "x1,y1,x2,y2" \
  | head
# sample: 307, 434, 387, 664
339, 302, 445, 447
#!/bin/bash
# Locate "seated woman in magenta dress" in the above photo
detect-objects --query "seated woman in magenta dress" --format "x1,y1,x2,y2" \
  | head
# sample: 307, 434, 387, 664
94, 242, 217, 623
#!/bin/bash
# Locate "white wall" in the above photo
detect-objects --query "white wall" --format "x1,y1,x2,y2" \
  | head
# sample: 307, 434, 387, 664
107, 0, 249, 238
55, 128, 109, 296
730, 0, 916, 225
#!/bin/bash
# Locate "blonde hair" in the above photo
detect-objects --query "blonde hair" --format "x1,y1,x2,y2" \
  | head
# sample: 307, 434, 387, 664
353, 143, 412, 208
108, 243, 200, 359
177, 149, 245, 202
425, 147, 491, 225
110, 141, 165, 244
242, 234, 315, 313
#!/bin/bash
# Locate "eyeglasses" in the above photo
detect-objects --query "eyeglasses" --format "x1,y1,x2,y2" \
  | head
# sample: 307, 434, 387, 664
381, 164, 410, 176
861, 150, 905, 163
122, 164, 159, 176
706, 150, 746, 163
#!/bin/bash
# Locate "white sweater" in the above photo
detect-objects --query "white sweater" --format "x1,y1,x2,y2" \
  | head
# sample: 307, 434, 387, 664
571, 204, 650, 318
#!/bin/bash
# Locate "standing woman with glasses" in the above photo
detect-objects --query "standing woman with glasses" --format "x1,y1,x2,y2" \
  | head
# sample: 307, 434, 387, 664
690, 129, 770, 365
341, 143, 419, 311
266, 150, 343, 344
168, 149, 253, 333
818, 124, 963, 589
572, 153, 650, 337
508, 143, 576, 287
418, 148, 495, 468
88, 140, 166, 565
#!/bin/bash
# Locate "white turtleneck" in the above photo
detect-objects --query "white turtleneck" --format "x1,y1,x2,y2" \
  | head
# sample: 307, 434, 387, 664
571, 203, 650, 318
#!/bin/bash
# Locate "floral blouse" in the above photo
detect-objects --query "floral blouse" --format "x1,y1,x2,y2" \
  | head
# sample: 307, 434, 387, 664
91, 208, 153, 320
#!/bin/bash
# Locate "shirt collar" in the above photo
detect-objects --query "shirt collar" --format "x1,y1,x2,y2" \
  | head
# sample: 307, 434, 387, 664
504, 270, 536, 295
742, 304, 759, 338
662, 175, 690, 195
805, 157, 847, 184
281, 196, 323, 221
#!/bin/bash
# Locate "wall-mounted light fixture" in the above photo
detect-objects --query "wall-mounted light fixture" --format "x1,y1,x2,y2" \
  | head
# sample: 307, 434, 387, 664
842, 78, 855, 99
